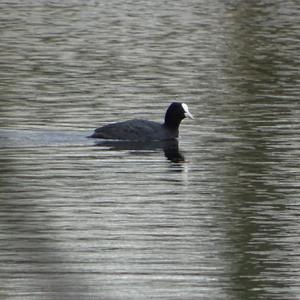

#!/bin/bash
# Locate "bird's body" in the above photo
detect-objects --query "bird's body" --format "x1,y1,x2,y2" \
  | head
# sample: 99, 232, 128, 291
89, 102, 193, 141
91, 119, 177, 141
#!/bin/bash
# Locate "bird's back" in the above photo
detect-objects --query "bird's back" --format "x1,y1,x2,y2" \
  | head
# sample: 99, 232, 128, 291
90, 119, 176, 141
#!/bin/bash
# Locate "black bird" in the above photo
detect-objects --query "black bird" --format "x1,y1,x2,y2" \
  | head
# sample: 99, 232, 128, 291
88, 102, 193, 141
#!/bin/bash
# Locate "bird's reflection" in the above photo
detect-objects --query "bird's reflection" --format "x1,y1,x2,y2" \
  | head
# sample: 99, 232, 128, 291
94, 139, 185, 163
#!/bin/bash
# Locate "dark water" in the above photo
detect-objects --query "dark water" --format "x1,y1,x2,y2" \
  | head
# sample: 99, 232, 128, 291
1, 1, 300, 299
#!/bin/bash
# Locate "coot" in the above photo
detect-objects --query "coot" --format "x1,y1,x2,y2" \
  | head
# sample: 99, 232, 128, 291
89, 102, 193, 141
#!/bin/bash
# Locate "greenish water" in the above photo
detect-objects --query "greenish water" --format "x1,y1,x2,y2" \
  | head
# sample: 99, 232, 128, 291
0, 1, 299, 299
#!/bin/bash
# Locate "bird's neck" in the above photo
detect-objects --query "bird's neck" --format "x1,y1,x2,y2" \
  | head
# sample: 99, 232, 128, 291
164, 119, 181, 130
163, 121, 180, 138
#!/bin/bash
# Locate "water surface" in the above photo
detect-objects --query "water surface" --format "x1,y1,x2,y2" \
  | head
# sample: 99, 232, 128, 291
0, 1, 300, 299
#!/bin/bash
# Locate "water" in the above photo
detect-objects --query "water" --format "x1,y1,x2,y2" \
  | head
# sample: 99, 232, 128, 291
0, 0, 300, 299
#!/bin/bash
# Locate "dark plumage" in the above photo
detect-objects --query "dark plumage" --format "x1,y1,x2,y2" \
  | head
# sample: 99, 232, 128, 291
89, 102, 193, 141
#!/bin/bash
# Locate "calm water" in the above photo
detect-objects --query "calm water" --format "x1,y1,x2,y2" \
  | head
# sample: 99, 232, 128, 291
1, 0, 300, 299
